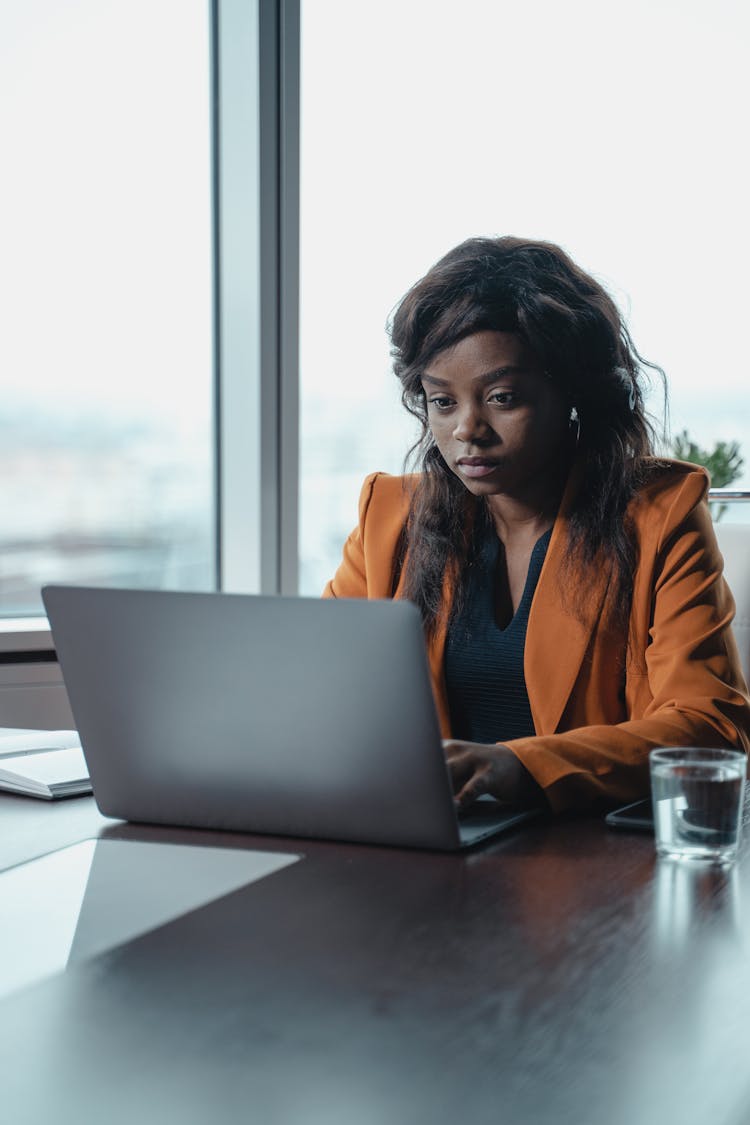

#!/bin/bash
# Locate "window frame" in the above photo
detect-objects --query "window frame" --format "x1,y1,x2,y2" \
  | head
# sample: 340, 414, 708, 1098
215, 0, 300, 597
2, 0, 300, 670
2, 0, 747, 681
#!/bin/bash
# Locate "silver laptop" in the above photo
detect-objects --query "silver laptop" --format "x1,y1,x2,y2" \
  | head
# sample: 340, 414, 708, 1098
42, 586, 539, 851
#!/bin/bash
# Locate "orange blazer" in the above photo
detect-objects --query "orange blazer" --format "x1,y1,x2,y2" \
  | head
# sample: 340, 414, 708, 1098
323, 460, 750, 812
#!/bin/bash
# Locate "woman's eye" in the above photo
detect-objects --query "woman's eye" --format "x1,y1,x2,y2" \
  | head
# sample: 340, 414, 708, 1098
428, 397, 454, 410
488, 390, 518, 407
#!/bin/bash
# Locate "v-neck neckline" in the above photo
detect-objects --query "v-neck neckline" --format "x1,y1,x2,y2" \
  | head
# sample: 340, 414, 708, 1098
483, 527, 552, 633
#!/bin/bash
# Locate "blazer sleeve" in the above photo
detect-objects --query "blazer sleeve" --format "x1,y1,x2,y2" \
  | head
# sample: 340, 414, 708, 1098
506, 470, 750, 813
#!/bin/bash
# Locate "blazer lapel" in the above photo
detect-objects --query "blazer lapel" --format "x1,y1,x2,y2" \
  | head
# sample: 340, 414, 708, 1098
410, 461, 613, 740
525, 466, 613, 736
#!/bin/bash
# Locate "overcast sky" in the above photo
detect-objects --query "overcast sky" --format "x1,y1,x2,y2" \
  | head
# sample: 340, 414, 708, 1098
300, 0, 750, 481
2, 0, 747, 486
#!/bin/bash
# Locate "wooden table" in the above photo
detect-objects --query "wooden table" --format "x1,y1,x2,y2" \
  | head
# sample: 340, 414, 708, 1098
1, 794, 749, 1125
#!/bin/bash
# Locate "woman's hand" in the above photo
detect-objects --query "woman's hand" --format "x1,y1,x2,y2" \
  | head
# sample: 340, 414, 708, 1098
443, 740, 544, 810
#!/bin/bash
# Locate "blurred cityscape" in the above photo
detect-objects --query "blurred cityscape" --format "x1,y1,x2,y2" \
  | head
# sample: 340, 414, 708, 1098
0, 405, 214, 617
0, 390, 413, 613
1, 394, 747, 616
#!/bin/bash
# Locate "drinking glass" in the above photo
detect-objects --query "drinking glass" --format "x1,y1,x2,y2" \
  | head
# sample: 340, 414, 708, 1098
650, 747, 746, 864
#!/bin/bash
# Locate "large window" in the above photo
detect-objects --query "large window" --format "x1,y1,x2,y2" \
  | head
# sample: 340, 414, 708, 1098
298, 0, 750, 595
3, 0, 748, 627
1, 0, 214, 617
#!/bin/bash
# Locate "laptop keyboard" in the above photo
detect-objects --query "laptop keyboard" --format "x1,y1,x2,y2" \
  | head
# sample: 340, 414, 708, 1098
456, 799, 535, 845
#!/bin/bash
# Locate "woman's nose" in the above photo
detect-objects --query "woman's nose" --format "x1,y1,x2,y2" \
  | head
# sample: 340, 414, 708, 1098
453, 405, 491, 443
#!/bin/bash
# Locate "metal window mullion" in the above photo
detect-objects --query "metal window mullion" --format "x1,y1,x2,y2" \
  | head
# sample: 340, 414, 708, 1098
277, 0, 300, 595
214, 0, 263, 593
258, 0, 281, 593
214, 0, 299, 595
259, 0, 299, 594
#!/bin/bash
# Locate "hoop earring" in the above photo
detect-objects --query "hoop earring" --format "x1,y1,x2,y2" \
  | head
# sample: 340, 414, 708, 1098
568, 406, 580, 448
614, 366, 637, 411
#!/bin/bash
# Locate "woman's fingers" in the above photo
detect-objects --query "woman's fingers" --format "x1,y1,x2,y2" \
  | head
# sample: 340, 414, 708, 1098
443, 740, 493, 805
442, 739, 532, 807
442, 740, 476, 792
455, 767, 491, 809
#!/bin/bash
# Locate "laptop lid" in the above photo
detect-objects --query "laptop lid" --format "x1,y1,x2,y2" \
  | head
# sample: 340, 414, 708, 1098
42, 586, 536, 850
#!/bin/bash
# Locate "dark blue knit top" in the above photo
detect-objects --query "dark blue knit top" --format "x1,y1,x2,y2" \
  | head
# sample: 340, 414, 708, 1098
444, 528, 551, 744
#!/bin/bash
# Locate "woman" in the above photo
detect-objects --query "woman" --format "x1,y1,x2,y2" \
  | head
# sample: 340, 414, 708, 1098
324, 237, 750, 813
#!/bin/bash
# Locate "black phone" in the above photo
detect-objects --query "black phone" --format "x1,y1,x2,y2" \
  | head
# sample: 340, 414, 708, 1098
604, 798, 654, 834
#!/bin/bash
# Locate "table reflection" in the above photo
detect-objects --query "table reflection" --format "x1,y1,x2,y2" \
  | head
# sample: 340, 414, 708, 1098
0, 838, 298, 1000
651, 859, 742, 957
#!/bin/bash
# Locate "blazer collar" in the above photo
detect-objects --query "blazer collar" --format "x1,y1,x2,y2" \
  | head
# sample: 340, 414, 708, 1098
425, 460, 613, 738
524, 461, 613, 735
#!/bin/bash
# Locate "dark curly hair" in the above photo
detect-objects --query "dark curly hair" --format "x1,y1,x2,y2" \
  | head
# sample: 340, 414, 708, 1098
388, 235, 665, 636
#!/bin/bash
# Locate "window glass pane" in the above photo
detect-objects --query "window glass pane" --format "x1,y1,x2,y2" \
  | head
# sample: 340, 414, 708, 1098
1, 0, 214, 616
299, 0, 750, 595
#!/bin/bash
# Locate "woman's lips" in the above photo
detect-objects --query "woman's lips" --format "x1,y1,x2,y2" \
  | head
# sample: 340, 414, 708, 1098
456, 458, 500, 479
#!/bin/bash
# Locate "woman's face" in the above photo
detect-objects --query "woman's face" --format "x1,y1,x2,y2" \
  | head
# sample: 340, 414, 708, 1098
421, 330, 570, 505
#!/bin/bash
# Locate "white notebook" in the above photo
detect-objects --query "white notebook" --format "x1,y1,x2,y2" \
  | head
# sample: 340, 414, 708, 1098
0, 731, 91, 800
0, 729, 80, 759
